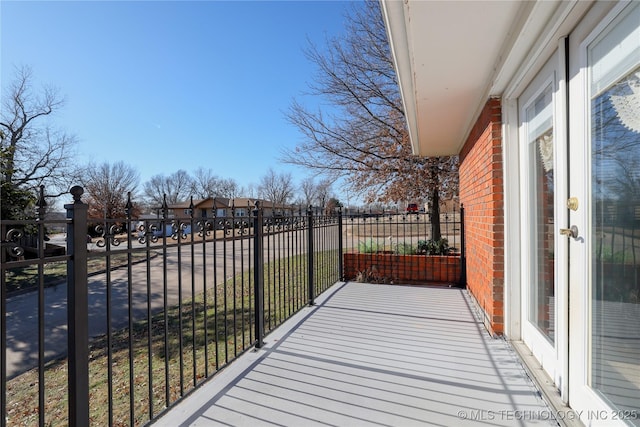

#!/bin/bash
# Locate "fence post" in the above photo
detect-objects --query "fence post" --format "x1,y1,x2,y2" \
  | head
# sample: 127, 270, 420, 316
307, 206, 315, 306
253, 202, 265, 348
65, 186, 89, 426
0, 225, 7, 427
459, 204, 466, 287
338, 207, 344, 281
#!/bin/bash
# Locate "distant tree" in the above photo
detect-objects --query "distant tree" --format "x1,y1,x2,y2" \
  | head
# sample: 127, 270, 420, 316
244, 183, 257, 199
143, 169, 193, 207
217, 178, 241, 199
325, 197, 342, 214
257, 168, 294, 205
0, 66, 81, 217
0, 177, 36, 220
82, 161, 140, 220
299, 176, 333, 207
190, 167, 240, 199
299, 177, 315, 207
281, 1, 458, 238
190, 167, 218, 198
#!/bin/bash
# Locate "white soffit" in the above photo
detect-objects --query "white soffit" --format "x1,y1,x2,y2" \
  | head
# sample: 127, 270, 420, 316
383, 0, 533, 156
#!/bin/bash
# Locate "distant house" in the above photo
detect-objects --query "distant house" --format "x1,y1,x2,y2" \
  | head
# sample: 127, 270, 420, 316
230, 198, 293, 218
167, 197, 230, 220
166, 197, 295, 221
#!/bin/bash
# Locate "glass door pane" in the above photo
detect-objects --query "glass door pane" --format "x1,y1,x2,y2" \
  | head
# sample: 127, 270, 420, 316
589, 2, 640, 416
527, 84, 556, 344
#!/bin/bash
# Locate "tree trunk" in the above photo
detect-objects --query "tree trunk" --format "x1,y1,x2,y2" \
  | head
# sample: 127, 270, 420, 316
430, 187, 441, 241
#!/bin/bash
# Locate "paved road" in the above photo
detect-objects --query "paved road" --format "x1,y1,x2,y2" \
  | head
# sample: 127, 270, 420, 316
5, 228, 330, 378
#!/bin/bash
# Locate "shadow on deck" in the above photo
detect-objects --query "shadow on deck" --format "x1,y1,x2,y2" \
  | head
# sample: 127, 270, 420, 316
157, 282, 557, 426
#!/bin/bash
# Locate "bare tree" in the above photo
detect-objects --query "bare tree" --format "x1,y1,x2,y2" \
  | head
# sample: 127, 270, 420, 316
299, 177, 317, 207
218, 178, 241, 199
143, 169, 193, 206
244, 183, 257, 199
190, 167, 219, 198
299, 176, 333, 207
325, 197, 342, 214
82, 161, 140, 220
257, 168, 294, 205
281, 1, 458, 231
1, 66, 81, 216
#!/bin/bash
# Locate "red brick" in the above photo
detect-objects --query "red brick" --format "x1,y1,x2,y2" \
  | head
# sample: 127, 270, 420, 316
459, 98, 505, 335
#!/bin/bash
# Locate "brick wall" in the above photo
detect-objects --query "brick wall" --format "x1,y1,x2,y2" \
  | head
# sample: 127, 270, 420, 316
343, 253, 462, 284
459, 98, 505, 335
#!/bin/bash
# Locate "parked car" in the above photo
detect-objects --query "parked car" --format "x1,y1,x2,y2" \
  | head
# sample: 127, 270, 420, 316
406, 203, 419, 213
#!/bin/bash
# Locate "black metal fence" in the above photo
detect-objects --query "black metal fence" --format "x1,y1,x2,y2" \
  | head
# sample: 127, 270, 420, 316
342, 206, 465, 285
1, 188, 464, 426
0, 187, 341, 426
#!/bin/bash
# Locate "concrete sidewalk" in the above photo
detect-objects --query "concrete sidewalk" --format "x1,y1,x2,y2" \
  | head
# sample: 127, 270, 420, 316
157, 282, 558, 426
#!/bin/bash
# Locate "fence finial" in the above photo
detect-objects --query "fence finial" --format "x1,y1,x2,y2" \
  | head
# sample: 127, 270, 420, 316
161, 194, 168, 216
37, 185, 47, 207
125, 192, 133, 218
37, 185, 47, 218
69, 186, 84, 203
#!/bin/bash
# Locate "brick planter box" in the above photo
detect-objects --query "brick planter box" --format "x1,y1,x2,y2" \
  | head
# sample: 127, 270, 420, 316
343, 252, 462, 285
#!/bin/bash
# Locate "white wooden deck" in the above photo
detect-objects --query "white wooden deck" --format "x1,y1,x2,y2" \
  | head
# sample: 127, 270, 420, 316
156, 282, 558, 426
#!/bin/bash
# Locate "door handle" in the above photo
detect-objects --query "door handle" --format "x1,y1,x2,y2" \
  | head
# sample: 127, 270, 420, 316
559, 225, 578, 239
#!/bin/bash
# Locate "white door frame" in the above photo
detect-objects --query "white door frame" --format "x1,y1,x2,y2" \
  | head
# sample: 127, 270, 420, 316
567, 2, 637, 424
503, 2, 640, 421
514, 46, 570, 398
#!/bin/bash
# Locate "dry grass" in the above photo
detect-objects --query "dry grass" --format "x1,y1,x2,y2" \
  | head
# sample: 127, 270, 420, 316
5, 250, 339, 426
4, 252, 154, 296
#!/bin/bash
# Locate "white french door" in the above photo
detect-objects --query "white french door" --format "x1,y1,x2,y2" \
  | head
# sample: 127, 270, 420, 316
518, 49, 568, 389
568, 2, 640, 425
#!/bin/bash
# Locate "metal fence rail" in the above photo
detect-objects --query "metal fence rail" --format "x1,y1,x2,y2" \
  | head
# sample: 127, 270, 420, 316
0, 188, 341, 426
1, 187, 463, 426
342, 207, 465, 285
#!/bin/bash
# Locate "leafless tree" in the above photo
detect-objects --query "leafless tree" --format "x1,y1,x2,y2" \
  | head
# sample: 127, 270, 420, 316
143, 169, 193, 207
82, 161, 140, 220
0, 66, 81, 209
190, 167, 218, 198
299, 177, 317, 207
189, 167, 240, 199
281, 1, 458, 230
325, 197, 342, 215
218, 178, 241, 199
257, 168, 294, 205
244, 183, 257, 199
299, 176, 333, 207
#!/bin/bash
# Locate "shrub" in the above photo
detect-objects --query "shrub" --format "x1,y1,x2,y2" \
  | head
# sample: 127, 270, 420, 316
358, 238, 381, 253
394, 242, 416, 255
417, 238, 451, 255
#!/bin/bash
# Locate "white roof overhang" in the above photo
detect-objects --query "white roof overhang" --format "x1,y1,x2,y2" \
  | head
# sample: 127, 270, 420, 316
380, 0, 592, 157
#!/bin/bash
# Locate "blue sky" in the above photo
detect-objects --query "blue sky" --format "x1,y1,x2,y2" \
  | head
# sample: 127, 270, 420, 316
1, 0, 354, 199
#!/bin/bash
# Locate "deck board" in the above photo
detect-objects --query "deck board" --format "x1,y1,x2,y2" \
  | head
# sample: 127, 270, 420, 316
157, 282, 557, 426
